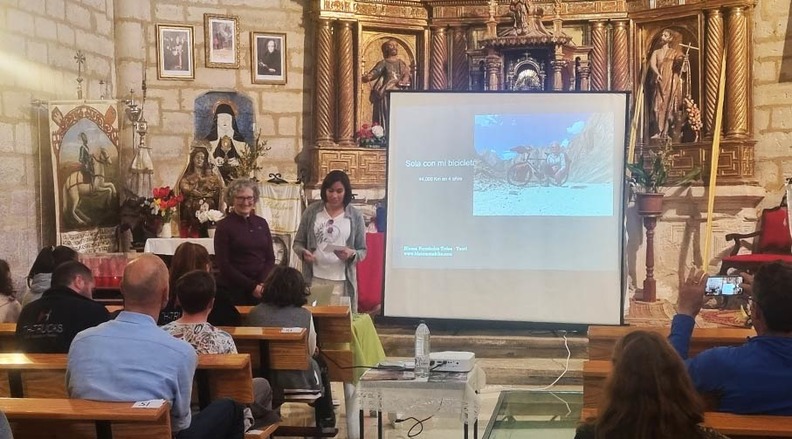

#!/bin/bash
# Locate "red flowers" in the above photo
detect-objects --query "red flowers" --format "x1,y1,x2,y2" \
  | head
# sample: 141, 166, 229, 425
141, 186, 183, 223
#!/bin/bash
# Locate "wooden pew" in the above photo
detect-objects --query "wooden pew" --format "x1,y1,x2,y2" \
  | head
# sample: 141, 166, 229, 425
2, 396, 171, 439
218, 326, 309, 378
580, 407, 792, 438
587, 325, 753, 360
0, 353, 254, 407
581, 360, 610, 409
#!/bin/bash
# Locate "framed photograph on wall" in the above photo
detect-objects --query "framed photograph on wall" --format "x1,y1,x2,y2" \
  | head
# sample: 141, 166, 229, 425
204, 14, 239, 68
251, 32, 287, 84
156, 24, 195, 80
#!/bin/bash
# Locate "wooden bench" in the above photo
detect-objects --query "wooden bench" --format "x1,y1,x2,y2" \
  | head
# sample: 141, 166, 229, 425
580, 407, 792, 438
587, 325, 753, 360
0, 353, 254, 408
2, 396, 171, 439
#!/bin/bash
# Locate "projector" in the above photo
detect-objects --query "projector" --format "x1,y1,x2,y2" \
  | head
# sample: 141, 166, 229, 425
429, 351, 475, 372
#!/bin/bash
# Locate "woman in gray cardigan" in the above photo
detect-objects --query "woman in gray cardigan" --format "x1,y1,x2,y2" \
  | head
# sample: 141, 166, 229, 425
293, 170, 366, 313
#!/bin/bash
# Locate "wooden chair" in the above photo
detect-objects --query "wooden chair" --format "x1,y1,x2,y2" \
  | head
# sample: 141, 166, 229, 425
719, 201, 792, 274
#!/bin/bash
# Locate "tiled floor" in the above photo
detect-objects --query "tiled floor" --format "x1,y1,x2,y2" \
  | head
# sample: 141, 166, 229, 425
276, 384, 583, 438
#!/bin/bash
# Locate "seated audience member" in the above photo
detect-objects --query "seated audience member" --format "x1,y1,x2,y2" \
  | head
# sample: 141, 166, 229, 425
16, 261, 109, 352
246, 266, 335, 430
22, 245, 78, 306
162, 242, 239, 326
0, 260, 21, 323
67, 254, 245, 439
576, 331, 729, 439
0, 410, 10, 439
162, 270, 279, 429
671, 262, 792, 415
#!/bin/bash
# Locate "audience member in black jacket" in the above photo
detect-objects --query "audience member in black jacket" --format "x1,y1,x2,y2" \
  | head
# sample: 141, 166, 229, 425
16, 261, 110, 353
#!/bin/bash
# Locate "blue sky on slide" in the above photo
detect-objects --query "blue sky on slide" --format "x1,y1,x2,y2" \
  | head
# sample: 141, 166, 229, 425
474, 113, 591, 156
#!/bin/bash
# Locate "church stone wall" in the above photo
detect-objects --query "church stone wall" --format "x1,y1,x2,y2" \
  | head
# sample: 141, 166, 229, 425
114, 0, 311, 192
0, 0, 116, 291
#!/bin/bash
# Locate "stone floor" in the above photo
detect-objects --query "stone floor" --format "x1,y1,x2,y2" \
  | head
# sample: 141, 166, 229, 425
276, 382, 584, 438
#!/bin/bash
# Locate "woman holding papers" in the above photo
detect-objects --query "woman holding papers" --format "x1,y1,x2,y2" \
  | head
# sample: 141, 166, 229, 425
294, 170, 366, 313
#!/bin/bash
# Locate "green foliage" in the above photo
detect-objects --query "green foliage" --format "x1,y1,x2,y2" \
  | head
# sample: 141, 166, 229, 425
627, 140, 701, 193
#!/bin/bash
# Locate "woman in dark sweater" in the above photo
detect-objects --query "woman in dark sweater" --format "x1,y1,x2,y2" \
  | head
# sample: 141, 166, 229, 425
246, 266, 335, 429
575, 330, 729, 439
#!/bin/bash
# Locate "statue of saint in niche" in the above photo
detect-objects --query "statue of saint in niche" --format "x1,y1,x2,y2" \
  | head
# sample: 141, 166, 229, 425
362, 40, 411, 132
649, 29, 686, 140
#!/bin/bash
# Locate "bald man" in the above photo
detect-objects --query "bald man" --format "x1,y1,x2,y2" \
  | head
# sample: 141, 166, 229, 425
67, 255, 245, 438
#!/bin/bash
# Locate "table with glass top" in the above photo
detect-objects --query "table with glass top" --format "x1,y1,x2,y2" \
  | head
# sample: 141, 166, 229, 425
483, 390, 583, 439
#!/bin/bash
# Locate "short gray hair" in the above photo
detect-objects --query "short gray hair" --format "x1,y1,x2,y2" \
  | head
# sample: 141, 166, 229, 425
226, 178, 260, 205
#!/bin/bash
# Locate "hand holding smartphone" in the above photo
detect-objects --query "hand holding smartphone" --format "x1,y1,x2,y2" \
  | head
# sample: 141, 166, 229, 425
705, 275, 743, 296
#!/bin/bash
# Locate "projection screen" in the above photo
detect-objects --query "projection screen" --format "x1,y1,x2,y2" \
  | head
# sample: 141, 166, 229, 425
382, 91, 629, 326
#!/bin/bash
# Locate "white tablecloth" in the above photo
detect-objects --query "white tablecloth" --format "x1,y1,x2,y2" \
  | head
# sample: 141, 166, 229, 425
356, 365, 485, 423
143, 238, 215, 255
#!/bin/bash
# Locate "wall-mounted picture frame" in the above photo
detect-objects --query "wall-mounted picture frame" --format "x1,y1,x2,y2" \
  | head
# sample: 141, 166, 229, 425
156, 24, 195, 80
251, 32, 287, 85
205, 14, 239, 68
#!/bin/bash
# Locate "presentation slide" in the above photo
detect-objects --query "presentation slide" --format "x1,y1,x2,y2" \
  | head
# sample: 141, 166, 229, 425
383, 92, 628, 325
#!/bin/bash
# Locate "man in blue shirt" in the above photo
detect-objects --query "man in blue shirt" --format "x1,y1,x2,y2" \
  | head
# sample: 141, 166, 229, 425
67, 254, 244, 438
669, 261, 792, 415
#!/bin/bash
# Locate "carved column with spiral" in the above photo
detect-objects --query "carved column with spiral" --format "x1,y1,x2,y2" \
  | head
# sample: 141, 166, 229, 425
611, 20, 630, 91
314, 18, 334, 146
703, 9, 724, 139
336, 21, 355, 146
590, 21, 608, 91
725, 6, 749, 138
451, 26, 469, 90
430, 26, 448, 90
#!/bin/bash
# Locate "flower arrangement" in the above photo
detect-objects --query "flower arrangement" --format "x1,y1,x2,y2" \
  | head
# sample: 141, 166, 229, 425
627, 138, 701, 194
195, 201, 224, 226
142, 186, 183, 224
683, 95, 703, 141
356, 123, 387, 148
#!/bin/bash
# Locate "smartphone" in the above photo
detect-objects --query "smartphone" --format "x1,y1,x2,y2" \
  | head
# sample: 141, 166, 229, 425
704, 275, 743, 296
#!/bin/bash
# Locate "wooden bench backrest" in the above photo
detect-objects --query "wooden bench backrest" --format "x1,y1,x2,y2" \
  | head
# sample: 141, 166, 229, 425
0, 353, 254, 404
587, 325, 753, 360
219, 326, 309, 374
1, 396, 171, 439
580, 407, 792, 438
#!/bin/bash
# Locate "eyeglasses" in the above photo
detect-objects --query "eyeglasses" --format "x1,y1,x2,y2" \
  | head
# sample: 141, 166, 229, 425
235, 196, 255, 203
326, 219, 335, 235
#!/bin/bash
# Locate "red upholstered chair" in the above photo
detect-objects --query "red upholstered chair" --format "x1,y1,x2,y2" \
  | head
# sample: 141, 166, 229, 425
719, 203, 792, 274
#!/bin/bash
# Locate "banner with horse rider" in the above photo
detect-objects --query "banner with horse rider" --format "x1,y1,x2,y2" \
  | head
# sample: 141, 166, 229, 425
49, 101, 121, 252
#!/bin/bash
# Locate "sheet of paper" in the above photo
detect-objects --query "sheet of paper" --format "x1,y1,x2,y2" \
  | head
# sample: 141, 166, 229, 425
280, 327, 303, 333
324, 244, 347, 252
132, 399, 166, 408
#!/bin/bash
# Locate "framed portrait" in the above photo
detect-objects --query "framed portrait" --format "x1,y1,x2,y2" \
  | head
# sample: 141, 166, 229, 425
251, 32, 287, 84
205, 14, 239, 68
156, 24, 195, 80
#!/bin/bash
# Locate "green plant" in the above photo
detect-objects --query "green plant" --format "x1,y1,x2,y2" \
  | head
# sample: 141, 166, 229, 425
627, 139, 701, 193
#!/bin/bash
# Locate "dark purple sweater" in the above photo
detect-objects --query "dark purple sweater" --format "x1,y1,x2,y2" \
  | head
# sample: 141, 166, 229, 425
214, 211, 275, 300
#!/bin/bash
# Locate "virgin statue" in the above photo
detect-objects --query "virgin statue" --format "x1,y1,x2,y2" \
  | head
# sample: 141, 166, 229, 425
177, 142, 225, 237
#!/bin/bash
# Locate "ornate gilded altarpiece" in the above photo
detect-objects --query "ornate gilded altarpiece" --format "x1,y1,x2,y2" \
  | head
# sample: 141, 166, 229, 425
309, 0, 756, 188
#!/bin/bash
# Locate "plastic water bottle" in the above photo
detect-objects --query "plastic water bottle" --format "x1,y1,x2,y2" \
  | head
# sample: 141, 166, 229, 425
414, 321, 430, 379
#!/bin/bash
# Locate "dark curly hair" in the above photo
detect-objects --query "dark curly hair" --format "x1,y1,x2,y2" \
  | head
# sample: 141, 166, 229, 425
753, 261, 792, 333
261, 266, 309, 308
0, 260, 14, 298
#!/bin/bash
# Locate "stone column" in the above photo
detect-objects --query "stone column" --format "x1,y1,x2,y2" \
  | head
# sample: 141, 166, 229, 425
430, 26, 448, 90
485, 51, 501, 91
315, 19, 334, 146
725, 6, 749, 138
336, 21, 355, 146
611, 20, 630, 91
578, 61, 591, 91
590, 21, 608, 91
451, 26, 469, 90
703, 9, 724, 139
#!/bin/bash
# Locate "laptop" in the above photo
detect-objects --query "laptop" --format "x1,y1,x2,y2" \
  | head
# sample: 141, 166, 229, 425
307, 284, 335, 306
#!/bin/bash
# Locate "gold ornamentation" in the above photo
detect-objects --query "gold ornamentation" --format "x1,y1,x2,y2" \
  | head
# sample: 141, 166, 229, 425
315, 19, 335, 145
612, 20, 630, 91
452, 27, 469, 90
430, 27, 449, 90
337, 21, 356, 145
313, 148, 387, 186
590, 21, 607, 90
703, 9, 723, 138
725, 6, 749, 138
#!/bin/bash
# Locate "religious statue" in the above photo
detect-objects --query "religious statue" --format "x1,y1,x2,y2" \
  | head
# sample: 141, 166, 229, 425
649, 29, 686, 140
510, 0, 529, 35
206, 103, 248, 184
177, 142, 225, 237
362, 39, 411, 132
